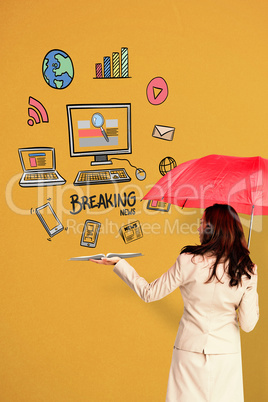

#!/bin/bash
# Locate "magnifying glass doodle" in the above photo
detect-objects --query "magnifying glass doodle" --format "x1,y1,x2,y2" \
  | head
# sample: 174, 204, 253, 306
91, 113, 109, 142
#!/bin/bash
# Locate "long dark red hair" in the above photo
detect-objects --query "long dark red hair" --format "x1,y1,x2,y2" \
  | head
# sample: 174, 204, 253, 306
181, 204, 255, 286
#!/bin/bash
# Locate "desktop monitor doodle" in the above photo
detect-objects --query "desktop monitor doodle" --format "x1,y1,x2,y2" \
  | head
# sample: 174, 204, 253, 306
67, 103, 131, 166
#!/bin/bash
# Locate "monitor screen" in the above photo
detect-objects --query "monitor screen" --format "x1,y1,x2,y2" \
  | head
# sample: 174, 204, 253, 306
67, 103, 131, 165
19, 148, 54, 171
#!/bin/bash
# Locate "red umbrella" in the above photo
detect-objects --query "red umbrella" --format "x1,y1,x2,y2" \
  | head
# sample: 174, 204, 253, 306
144, 154, 268, 245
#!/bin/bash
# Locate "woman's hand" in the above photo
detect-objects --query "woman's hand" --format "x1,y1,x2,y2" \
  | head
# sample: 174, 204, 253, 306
89, 257, 121, 265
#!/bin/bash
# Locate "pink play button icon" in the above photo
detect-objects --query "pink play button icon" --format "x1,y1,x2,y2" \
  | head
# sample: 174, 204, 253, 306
146, 77, 168, 105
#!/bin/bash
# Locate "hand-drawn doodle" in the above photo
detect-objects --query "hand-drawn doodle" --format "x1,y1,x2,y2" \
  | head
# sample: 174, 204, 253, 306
27, 97, 49, 126
119, 220, 143, 243
67, 103, 133, 185
94, 47, 130, 79
36, 202, 64, 237
42, 49, 74, 89
18, 147, 66, 187
135, 168, 146, 181
73, 168, 131, 186
110, 158, 146, 181
159, 156, 177, 176
80, 220, 101, 248
91, 113, 110, 142
146, 200, 171, 212
152, 125, 175, 141
146, 77, 168, 105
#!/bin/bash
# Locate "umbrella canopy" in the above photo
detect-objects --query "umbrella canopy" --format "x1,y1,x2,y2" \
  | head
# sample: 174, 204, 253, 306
144, 154, 268, 216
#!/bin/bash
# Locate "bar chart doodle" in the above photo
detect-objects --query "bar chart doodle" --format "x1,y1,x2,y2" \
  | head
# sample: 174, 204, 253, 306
94, 47, 131, 79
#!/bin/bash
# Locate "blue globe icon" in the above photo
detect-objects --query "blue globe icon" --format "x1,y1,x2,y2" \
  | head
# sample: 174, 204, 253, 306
42, 49, 74, 89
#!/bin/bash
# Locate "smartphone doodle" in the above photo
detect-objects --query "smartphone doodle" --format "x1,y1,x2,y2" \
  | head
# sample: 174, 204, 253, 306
36, 202, 64, 237
80, 220, 101, 248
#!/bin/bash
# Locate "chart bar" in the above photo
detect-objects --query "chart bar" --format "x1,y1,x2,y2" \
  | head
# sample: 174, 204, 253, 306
95, 63, 103, 78
103, 56, 111, 78
112, 52, 120, 77
121, 47, 129, 77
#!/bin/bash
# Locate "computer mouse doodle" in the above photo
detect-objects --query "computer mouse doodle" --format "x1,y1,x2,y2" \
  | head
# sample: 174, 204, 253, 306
136, 168, 146, 181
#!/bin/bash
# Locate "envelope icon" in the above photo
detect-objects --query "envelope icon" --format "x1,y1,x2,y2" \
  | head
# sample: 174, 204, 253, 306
152, 125, 175, 141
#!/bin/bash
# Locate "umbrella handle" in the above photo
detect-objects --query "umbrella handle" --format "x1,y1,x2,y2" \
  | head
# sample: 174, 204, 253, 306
247, 205, 254, 248
181, 199, 188, 209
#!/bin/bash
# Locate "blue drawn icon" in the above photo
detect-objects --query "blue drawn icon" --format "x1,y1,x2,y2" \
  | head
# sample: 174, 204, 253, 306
42, 49, 74, 89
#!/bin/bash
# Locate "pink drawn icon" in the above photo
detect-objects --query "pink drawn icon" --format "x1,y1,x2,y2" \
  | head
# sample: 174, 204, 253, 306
27, 97, 49, 126
146, 77, 168, 105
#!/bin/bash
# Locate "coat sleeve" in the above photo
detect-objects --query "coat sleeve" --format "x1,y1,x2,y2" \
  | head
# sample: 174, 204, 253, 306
237, 265, 259, 332
113, 256, 183, 303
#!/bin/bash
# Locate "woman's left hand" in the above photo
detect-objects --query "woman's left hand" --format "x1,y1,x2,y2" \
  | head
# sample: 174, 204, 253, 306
89, 257, 121, 265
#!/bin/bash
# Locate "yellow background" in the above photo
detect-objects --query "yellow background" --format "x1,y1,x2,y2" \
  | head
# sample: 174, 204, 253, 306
1, 0, 268, 400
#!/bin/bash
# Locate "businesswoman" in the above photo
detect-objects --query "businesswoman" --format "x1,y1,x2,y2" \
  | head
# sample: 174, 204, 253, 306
90, 204, 259, 401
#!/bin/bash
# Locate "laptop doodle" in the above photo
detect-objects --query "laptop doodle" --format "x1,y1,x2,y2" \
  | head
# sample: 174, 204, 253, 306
18, 147, 66, 187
